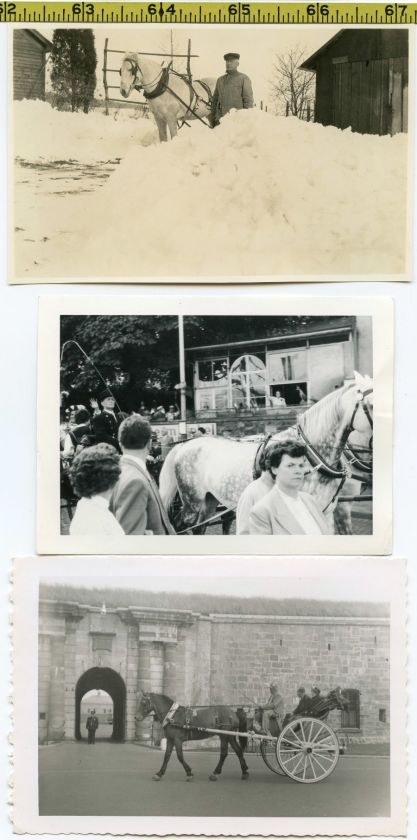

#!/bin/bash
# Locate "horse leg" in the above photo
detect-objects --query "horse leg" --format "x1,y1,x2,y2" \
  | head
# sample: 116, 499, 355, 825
167, 115, 178, 140
153, 113, 168, 143
221, 510, 235, 535
194, 493, 219, 536
209, 735, 228, 781
152, 736, 174, 780
333, 502, 352, 535
174, 738, 194, 780
228, 735, 250, 780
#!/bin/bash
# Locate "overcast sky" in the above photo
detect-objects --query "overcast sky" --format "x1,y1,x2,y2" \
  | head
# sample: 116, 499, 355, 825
39, 24, 340, 107
41, 572, 388, 604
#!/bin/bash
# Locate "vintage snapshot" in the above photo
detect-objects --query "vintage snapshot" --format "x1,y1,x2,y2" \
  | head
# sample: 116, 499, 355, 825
10, 24, 412, 283
37, 294, 392, 555
12, 554, 407, 835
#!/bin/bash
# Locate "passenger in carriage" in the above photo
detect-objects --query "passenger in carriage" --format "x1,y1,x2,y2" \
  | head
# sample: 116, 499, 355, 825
292, 687, 312, 717
261, 683, 285, 734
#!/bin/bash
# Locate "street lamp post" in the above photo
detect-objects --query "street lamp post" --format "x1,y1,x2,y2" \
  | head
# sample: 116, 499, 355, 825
178, 316, 187, 438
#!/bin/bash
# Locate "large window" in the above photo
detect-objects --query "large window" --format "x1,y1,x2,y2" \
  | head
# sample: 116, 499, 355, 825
230, 355, 268, 409
197, 358, 228, 386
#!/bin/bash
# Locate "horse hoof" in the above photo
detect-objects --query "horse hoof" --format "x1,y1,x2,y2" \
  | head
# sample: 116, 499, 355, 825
152, 774, 161, 781
186, 775, 194, 782
209, 774, 218, 781
241, 773, 249, 780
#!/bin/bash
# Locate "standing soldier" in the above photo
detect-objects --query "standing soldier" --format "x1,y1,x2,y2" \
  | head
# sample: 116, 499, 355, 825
210, 52, 254, 127
86, 709, 99, 744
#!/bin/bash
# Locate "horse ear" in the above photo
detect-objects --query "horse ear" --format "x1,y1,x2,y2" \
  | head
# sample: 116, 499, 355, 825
353, 370, 365, 390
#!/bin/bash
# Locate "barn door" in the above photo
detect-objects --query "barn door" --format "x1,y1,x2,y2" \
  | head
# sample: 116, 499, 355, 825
332, 58, 351, 129
389, 57, 408, 135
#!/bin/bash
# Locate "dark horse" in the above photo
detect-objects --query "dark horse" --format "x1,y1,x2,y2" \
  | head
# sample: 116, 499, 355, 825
136, 692, 249, 782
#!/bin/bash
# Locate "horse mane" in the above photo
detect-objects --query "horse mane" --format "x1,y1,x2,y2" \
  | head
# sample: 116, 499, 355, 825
299, 384, 354, 444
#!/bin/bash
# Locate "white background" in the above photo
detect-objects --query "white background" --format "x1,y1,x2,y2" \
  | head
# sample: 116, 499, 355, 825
1, 18, 416, 840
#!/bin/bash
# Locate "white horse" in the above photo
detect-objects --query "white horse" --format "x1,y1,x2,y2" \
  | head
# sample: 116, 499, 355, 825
159, 372, 373, 535
120, 53, 216, 142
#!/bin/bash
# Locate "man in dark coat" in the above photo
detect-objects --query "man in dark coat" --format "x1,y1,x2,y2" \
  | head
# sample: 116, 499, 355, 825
92, 389, 122, 451
210, 52, 254, 127
86, 709, 99, 744
292, 687, 312, 716
110, 414, 175, 535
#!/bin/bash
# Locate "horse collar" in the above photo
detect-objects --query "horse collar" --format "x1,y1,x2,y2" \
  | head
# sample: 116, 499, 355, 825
143, 66, 170, 100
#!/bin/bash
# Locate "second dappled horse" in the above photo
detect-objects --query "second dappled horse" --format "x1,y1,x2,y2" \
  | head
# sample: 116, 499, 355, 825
159, 372, 373, 534
136, 692, 249, 781
120, 53, 216, 141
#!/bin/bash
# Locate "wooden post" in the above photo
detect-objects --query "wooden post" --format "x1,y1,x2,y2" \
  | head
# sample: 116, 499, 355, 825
103, 38, 109, 116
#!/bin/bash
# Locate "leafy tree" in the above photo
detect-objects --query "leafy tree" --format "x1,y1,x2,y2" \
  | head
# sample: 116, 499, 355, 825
270, 46, 315, 119
50, 29, 97, 113
60, 314, 348, 410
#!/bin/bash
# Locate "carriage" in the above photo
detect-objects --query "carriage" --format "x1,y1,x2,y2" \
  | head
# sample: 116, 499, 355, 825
136, 687, 348, 785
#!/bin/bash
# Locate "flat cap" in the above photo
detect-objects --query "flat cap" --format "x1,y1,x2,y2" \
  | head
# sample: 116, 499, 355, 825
224, 52, 240, 60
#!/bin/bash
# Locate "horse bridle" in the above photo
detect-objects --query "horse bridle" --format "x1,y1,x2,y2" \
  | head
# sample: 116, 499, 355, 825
120, 57, 165, 94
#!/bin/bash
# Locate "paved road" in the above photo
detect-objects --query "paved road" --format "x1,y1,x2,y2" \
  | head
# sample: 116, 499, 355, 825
39, 742, 389, 817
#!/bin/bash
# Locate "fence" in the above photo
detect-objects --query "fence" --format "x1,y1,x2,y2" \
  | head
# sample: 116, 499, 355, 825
102, 38, 198, 116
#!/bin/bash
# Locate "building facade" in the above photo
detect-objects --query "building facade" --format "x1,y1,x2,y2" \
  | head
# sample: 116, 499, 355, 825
302, 29, 408, 135
186, 316, 372, 416
39, 598, 389, 746
13, 29, 53, 101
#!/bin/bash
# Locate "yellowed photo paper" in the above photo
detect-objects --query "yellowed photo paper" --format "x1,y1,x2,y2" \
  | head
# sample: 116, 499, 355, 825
10, 24, 412, 283
37, 294, 392, 555
12, 554, 407, 835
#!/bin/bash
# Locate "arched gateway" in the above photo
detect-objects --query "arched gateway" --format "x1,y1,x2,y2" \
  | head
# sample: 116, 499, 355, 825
75, 667, 126, 741
38, 599, 390, 746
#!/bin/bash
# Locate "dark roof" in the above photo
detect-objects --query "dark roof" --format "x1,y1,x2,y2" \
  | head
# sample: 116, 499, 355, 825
26, 29, 53, 51
301, 30, 346, 71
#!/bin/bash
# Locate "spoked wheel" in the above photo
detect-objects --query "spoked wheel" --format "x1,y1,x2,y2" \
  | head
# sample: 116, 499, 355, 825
260, 738, 285, 775
277, 717, 340, 783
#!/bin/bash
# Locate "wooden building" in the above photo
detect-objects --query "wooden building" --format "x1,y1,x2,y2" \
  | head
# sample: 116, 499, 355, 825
13, 29, 53, 101
301, 29, 408, 135
186, 316, 372, 414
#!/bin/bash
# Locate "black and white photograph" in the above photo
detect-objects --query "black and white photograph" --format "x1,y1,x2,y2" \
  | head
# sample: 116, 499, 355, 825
10, 24, 411, 282
37, 295, 392, 555
12, 554, 406, 835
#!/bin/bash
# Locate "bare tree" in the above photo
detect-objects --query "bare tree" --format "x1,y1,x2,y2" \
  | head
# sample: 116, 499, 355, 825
159, 29, 188, 73
270, 46, 315, 120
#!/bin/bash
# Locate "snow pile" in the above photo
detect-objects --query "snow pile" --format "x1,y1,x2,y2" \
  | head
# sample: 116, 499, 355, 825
14, 99, 158, 164
71, 108, 407, 277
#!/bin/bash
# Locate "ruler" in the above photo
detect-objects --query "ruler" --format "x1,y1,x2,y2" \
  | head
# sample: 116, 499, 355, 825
1, 2, 417, 24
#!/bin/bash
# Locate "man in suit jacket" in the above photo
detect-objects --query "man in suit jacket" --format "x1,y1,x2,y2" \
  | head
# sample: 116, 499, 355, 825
110, 414, 175, 535
249, 441, 330, 535
92, 389, 122, 451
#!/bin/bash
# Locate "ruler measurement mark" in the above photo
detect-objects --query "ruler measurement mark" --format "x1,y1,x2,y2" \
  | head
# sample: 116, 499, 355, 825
2, 2, 417, 23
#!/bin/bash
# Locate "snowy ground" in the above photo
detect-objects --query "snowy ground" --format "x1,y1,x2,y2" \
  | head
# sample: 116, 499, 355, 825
13, 100, 408, 280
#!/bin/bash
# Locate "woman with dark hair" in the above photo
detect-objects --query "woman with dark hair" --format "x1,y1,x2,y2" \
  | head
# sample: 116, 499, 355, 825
69, 443, 124, 536
249, 441, 330, 535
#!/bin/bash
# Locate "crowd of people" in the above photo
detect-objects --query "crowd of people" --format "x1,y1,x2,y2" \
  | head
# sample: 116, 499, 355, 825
60, 389, 331, 537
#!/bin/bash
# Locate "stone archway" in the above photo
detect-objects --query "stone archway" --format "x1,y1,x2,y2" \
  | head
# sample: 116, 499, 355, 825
75, 667, 126, 742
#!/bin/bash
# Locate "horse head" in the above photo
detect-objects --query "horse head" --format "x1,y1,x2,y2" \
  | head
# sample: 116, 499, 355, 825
120, 52, 141, 98
344, 372, 373, 453
328, 686, 350, 712
135, 691, 153, 722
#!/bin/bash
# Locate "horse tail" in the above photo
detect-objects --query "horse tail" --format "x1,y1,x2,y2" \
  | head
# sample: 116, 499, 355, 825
159, 446, 179, 512
236, 707, 248, 753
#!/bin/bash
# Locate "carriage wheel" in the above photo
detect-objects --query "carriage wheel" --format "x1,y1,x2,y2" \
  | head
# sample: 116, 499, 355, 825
277, 717, 340, 783
260, 738, 285, 775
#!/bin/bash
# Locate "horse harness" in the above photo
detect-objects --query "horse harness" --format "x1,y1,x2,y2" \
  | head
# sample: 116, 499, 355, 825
297, 386, 373, 512
124, 58, 213, 130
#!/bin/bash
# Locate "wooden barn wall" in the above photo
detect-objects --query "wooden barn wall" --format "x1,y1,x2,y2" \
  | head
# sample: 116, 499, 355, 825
13, 30, 47, 100
314, 29, 408, 134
